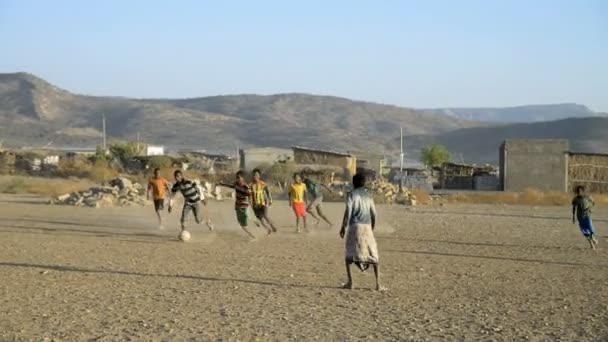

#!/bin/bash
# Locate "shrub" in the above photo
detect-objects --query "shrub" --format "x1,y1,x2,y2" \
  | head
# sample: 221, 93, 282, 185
148, 156, 173, 170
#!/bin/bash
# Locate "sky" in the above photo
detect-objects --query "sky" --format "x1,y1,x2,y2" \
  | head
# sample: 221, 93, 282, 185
1, 0, 607, 111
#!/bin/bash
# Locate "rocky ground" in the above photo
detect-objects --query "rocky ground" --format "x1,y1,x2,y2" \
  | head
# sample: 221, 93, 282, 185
0, 194, 606, 341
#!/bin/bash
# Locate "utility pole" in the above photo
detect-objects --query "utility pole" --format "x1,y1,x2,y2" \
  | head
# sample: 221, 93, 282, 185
400, 127, 404, 172
236, 142, 241, 171
102, 113, 107, 150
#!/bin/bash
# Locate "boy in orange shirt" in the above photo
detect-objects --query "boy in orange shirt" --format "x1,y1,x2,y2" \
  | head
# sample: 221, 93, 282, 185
289, 173, 308, 233
147, 168, 170, 229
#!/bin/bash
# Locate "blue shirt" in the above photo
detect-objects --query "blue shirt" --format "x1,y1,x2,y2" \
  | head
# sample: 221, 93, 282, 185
342, 188, 377, 227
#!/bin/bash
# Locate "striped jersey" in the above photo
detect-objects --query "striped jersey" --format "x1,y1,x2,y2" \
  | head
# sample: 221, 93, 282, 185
221, 181, 251, 208
251, 180, 272, 208
171, 179, 202, 204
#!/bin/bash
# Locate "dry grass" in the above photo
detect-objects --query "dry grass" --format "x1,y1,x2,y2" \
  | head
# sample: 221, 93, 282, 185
0, 175, 95, 197
56, 159, 118, 183
411, 190, 431, 205
441, 188, 608, 207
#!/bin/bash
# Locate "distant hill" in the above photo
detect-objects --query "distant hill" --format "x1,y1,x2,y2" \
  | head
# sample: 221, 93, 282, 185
398, 117, 608, 164
421, 103, 602, 123
2, 72, 606, 163
0, 72, 479, 153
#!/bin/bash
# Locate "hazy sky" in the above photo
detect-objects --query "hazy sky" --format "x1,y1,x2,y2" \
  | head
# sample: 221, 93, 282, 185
1, 0, 606, 111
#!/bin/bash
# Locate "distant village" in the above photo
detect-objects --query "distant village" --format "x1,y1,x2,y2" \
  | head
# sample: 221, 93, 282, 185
1, 139, 607, 194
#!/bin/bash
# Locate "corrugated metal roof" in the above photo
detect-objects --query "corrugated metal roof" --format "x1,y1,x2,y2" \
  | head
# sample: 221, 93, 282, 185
291, 145, 352, 157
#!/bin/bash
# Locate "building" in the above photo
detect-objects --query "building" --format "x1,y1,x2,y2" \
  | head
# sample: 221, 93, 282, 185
567, 152, 608, 193
239, 147, 293, 170
354, 152, 388, 175
500, 139, 569, 192
146, 145, 165, 156
292, 146, 357, 177
439, 162, 499, 191
440, 162, 475, 190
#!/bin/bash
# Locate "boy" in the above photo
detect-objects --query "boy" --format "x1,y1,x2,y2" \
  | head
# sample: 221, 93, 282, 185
219, 171, 257, 239
572, 185, 598, 250
289, 173, 308, 233
340, 173, 385, 291
168, 170, 214, 237
303, 175, 333, 228
147, 168, 170, 229
251, 169, 278, 234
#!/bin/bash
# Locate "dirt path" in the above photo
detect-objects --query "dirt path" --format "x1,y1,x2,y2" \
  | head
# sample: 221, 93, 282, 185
0, 195, 607, 341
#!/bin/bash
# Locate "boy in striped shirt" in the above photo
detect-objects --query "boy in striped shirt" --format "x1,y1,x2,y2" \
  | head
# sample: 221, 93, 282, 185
168, 170, 214, 236
219, 171, 256, 239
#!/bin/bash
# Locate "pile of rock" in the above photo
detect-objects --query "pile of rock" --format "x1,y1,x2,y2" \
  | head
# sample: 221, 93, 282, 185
395, 189, 418, 206
51, 177, 147, 208
370, 179, 418, 205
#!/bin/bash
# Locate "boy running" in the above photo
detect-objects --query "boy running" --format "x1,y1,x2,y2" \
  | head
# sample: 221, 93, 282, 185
147, 168, 170, 229
251, 169, 278, 234
572, 185, 598, 250
303, 175, 334, 228
289, 173, 308, 233
168, 170, 214, 236
219, 171, 257, 239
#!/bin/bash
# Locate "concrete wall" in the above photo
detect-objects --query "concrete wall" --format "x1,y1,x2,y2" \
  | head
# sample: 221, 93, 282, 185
473, 175, 500, 191
500, 139, 569, 192
293, 149, 356, 177
443, 176, 474, 190
240, 148, 293, 170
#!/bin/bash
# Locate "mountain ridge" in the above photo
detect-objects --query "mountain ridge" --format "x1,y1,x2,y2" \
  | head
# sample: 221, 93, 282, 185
1, 72, 606, 163
0, 72, 478, 153
421, 103, 602, 123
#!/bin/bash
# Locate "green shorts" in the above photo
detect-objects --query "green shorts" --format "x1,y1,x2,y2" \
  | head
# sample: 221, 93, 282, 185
235, 207, 249, 227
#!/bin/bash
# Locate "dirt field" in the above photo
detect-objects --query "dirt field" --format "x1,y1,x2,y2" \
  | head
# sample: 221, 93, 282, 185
0, 194, 607, 341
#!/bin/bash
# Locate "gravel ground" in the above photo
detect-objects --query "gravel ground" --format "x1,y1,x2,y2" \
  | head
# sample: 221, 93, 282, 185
0, 194, 607, 341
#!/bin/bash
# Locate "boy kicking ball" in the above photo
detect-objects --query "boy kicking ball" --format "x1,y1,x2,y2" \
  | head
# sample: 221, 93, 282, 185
168, 170, 214, 239
571, 185, 598, 250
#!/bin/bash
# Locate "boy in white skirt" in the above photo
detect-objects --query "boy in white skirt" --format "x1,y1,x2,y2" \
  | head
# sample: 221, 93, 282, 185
339, 173, 386, 291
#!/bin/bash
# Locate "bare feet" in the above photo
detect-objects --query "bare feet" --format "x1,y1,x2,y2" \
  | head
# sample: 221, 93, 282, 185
376, 285, 388, 292
206, 221, 215, 231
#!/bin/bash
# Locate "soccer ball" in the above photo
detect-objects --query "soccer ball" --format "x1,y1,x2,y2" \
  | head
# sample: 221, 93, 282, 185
179, 230, 191, 242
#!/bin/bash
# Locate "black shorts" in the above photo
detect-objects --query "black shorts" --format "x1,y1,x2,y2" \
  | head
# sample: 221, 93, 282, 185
153, 199, 165, 211
253, 206, 267, 219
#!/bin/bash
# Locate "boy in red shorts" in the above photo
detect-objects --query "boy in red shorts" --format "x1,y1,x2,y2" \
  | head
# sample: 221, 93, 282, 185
289, 173, 308, 233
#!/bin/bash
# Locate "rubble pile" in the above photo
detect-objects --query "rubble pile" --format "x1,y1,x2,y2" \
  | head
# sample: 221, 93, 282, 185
370, 179, 418, 206
51, 177, 147, 208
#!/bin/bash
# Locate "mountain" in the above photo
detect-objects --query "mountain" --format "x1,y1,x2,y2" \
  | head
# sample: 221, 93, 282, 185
421, 103, 602, 123
398, 117, 608, 164
0, 72, 479, 153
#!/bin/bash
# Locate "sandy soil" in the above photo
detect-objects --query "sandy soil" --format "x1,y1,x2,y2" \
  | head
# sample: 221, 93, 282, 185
0, 194, 607, 341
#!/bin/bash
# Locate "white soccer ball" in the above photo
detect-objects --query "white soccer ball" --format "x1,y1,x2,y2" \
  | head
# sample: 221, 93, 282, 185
179, 230, 191, 242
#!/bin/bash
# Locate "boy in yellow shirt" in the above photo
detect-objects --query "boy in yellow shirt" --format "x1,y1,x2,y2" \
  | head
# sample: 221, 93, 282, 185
289, 173, 308, 233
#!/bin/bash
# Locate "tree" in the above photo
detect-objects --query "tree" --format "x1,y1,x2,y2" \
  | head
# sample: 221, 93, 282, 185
420, 144, 450, 168
109, 142, 139, 162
